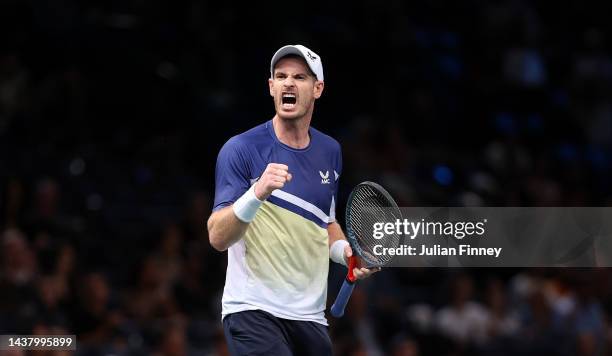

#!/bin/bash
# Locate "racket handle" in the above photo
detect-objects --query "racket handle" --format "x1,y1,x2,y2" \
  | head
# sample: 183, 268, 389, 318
347, 255, 357, 282
330, 278, 355, 318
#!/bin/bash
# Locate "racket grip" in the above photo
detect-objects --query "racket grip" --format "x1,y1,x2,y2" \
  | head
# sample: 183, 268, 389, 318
330, 278, 355, 318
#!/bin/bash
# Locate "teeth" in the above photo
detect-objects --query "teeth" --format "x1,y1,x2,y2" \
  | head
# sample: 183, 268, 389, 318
282, 93, 296, 98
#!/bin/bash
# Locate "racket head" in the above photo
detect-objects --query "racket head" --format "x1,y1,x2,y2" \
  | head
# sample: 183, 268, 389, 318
345, 181, 402, 268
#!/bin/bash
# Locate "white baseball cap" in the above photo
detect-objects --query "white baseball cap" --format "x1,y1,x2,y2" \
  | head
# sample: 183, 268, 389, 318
270, 44, 324, 81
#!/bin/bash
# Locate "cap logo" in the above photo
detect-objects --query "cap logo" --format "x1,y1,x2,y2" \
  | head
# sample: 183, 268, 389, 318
306, 51, 317, 61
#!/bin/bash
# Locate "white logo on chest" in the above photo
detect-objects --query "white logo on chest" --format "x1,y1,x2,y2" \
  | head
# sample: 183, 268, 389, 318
319, 170, 330, 184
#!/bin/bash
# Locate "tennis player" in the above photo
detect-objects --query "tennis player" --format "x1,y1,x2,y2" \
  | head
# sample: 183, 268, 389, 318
207, 44, 379, 355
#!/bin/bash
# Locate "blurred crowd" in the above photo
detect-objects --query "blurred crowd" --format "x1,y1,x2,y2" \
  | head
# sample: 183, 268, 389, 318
2, 0, 612, 355
1, 179, 227, 355
328, 267, 612, 356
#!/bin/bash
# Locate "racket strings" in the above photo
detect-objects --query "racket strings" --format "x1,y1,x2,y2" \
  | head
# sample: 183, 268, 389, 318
347, 185, 402, 266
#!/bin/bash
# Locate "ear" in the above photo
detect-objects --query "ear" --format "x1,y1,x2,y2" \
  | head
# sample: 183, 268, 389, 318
313, 80, 324, 99
268, 78, 274, 97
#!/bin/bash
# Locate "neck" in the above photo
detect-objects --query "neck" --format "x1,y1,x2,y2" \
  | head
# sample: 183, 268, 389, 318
272, 115, 311, 149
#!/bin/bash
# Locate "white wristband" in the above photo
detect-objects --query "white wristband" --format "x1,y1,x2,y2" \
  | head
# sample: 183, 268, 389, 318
232, 185, 264, 223
330, 240, 350, 267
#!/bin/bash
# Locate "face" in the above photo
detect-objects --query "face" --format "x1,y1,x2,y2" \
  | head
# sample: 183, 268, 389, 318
269, 57, 324, 120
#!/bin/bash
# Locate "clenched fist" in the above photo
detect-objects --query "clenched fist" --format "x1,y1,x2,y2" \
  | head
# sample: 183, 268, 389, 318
254, 163, 293, 200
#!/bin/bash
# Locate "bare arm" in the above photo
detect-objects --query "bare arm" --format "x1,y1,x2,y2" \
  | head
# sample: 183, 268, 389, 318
207, 206, 249, 251
207, 163, 292, 251
328, 221, 347, 249
327, 221, 380, 280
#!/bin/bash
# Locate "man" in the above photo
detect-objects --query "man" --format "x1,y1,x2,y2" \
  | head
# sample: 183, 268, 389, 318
207, 44, 378, 356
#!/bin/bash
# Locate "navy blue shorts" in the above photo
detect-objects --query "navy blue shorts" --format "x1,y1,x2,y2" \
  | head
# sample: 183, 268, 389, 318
223, 310, 333, 356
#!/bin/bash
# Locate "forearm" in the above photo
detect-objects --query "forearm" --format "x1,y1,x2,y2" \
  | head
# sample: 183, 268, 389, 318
328, 221, 381, 279
328, 221, 349, 266
208, 164, 292, 252
328, 221, 347, 247
207, 206, 249, 251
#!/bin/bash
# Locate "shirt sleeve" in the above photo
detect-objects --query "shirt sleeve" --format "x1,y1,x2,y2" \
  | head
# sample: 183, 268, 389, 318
212, 137, 251, 212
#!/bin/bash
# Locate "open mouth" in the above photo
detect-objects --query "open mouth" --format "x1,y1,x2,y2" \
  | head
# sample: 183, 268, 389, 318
281, 93, 297, 108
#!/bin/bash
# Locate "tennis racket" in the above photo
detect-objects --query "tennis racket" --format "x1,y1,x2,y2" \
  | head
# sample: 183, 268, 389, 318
330, 181, 402, 318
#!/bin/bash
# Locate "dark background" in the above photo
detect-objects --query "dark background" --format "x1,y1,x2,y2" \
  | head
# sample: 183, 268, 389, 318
1, 0, 612, 355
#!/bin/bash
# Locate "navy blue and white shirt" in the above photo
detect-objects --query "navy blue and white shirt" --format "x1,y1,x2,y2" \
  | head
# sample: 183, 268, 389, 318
213, 120, 342, 325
